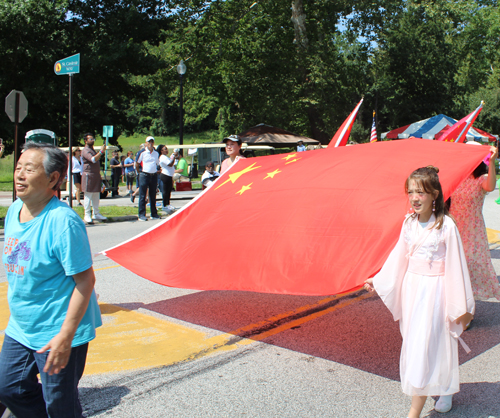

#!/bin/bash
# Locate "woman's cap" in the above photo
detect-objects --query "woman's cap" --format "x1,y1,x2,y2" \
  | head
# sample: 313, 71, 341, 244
223, 135, 242, 144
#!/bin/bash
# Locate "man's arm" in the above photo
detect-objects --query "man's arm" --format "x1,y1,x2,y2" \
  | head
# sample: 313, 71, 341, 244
37, 267, 96, 375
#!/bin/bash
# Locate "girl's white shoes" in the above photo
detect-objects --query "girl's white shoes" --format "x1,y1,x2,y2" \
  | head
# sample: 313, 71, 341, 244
435, 395, 453, 413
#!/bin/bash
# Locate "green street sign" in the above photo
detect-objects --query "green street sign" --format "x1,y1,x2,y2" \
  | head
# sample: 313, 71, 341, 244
103, 125, 113, 137
54, 53, 80, 75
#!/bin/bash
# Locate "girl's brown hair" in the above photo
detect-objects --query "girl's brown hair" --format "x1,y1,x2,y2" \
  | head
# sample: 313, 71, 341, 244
405, 166, 448, 230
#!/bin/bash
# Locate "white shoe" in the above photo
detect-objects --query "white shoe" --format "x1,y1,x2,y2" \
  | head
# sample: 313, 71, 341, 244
92, 213, 107, 221
435, 395, 452, 413
84, 215, 93, 224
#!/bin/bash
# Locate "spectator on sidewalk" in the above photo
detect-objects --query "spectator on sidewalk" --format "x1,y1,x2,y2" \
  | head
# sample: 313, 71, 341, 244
81, 133, 107, 224
71, 147, 83, 206
173, 149, 189, 182
0, 142, 102, 418
136, 136, 160, 221
201, 161, 220, 188
109, 150, 121, 198
297, 140, 306, 152
220, 135, 245, 174
158, 144, 176, 214
130, 144, 145, 203
123, 151, 135, 195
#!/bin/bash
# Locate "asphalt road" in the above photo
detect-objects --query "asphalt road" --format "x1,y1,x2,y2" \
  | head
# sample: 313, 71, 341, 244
1, 191, 500, 417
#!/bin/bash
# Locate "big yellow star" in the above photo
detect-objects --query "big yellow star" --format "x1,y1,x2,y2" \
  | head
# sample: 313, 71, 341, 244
236, 183, 253, 195
215, 163, 262, 190
282, 153, 297, 161
263, 169, 281, 179
285, 158, 301, 165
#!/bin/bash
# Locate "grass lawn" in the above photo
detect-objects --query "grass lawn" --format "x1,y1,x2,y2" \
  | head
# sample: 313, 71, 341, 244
0, 205, 148, 228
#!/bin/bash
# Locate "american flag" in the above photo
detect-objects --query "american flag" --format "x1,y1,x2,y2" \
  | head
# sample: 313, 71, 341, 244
370, 111, 377, 143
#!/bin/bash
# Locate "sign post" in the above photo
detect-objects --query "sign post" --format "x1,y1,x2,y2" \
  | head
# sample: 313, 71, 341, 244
102, 125, 113, 179
5, 90, 28, 201
55, 53, 80, 207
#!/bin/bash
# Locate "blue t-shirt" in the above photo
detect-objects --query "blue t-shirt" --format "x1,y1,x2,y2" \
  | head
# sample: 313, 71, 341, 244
3, 196, 102, 350
124, 157, 135, 174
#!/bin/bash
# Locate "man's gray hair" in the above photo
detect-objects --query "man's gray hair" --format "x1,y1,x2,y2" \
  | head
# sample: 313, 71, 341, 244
23, 142, 68, 190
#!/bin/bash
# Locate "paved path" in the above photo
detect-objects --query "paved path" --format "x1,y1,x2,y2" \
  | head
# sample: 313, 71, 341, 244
1, 190, 500, 417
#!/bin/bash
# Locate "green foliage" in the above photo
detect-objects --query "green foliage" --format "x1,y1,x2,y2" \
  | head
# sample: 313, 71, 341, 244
1, 0, 499, 151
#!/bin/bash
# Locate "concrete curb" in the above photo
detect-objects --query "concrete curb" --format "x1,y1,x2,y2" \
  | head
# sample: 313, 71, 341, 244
84, 215, 138, 225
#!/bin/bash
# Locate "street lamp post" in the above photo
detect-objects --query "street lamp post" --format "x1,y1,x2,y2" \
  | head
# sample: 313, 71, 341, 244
177, 60, 186, 146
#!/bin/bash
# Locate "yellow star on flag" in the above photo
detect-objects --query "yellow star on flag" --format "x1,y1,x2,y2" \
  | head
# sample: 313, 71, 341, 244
264, 169, 281, 179
215, 163, 262, 190
282, 154, 297, 161
285, 158, 301, 165
236, 183, 253, 195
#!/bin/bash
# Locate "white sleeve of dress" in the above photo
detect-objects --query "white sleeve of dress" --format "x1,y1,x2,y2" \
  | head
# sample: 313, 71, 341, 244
373, 219, 410, 322
444, 219, 475, 337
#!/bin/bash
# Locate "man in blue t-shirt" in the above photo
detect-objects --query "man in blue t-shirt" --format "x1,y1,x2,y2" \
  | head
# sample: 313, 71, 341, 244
0, 142, 102, 418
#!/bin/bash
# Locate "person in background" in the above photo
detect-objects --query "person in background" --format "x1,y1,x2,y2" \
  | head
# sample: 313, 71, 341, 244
109, 150, 121, 198
120, 155, 126, 183
158, 144, 176, 214
220, 135, 245, 175
173, 149, 189, 182
130, 143, 145, 203
201, 161, 220, 188
71, 147, 83, 206
136, 136, 160, 221
297, 140, 306, 152
0, 139, 4, 158
123, 151, 135, 196
81, 133, 106, 224
449, 143, 500, 302
0, 142, 102, 418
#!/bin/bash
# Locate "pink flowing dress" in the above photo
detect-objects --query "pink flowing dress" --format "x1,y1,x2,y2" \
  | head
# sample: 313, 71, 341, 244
450, 175, 500, 300
374, 214, 474, 396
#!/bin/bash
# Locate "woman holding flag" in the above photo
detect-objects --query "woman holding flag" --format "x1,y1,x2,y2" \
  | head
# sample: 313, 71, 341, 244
449, 143, 500, 302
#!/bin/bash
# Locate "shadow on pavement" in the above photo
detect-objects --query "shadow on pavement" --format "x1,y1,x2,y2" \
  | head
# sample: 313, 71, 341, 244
426, 381, 500, 418
128, 290, 500, 382
80, 385, 130, 417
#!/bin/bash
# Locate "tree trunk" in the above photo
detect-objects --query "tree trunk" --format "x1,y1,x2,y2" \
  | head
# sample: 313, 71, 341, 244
291, 0, 329, 144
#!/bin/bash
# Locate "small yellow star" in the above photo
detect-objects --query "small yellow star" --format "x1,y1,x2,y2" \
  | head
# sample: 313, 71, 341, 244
263, 169, 281, 179
285, 158, 301, 165
282, 154, 297, 161
215, 163, 262, 190
236, 183, 253, 195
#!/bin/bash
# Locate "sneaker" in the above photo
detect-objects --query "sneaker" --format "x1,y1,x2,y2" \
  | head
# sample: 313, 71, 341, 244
151, 215, 161, 220
435, 395, 452, 413
138, 216, 148, 221
93, 213, 108, 221
130, 194, 135, 203
162, 205, 176, 214
84, 215, 93, 224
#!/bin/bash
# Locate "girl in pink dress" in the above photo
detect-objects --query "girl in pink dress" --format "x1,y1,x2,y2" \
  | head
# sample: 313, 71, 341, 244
449, 145, 500, 300
365, 167, 474, 417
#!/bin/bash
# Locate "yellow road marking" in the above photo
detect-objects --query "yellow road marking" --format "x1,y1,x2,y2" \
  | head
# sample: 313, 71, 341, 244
487, 228, 500, 247
0, 280, 370, 375
94, 265, 121, 271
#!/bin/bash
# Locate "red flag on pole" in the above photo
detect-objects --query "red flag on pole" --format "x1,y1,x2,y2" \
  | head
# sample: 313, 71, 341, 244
370, 111, 377, 143
328, 98, 364, 148
436, 102, 484, 143
104, 139, 489, 296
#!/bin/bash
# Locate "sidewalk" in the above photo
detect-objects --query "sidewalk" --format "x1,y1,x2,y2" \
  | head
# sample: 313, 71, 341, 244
0, 187, 203, 228
0, 186, 202, 208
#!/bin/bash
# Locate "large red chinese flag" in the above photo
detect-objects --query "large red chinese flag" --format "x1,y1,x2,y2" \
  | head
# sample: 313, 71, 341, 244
104, 139, 489, 296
